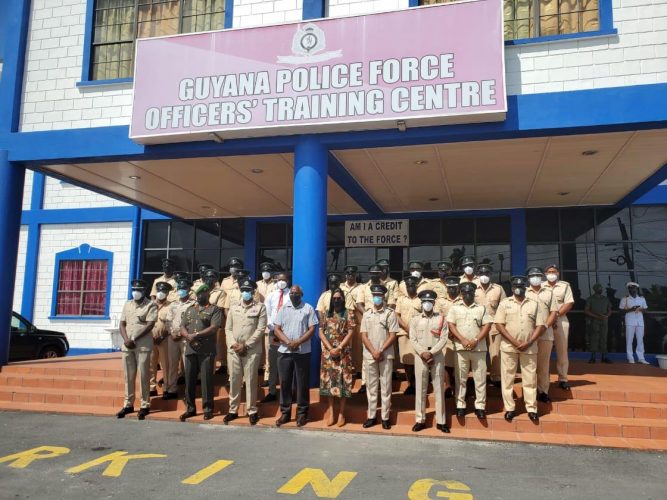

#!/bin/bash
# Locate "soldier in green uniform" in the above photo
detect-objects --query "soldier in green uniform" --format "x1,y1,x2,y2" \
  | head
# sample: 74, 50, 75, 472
179, 284, 223, 422
584, 283, 612, 364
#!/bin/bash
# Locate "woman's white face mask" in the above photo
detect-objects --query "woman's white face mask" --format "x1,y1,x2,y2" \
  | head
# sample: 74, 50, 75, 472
546, 273, 558, 283
422, 301, 434, 312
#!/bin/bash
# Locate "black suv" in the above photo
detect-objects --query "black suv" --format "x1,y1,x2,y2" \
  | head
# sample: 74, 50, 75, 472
10, 312, 69, 361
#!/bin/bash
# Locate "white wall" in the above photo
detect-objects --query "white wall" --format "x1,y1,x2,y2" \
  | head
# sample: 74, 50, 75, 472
13, 227, 29, 313
22, 170, 33, 210
32, 223, 132, 350
18, 0, 667, 131
42, 176, 129, 209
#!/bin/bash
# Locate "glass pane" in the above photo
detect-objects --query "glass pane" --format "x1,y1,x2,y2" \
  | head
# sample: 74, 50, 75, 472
327, 223, 345, 246
220, 219, 244, 247
581, 9, 599, 31
144, 221, 169, 248
476, 244, 511, 278
561, 208, 595, 242
326, 247, 345, 272
408, 246, 441, 269
633, 243, 667, 272
561, 271, 593, 310
258, 223, 287, 247
476, 217, 511, 243
81, 292, 107, 316
516, 0, 531, 18
194, 249, 220, 271
411, 219, 440, 245
560, 0, 579, 13
169, 221, 195, 249
526, 209, 558, 242
442, 244, 474, 271
561, 243, 596, 270
596, 207, 631, 241
559, 12, 579, 34
195, 220, 220, 248
345, 248, 376, 272
631, 207, 667, 242
143, 250, 167, 273
442, 218, 474, 244
221, 248, 246, 272
636, 273, 667, 311
258, 249, 289, 272
598, 272, 638, 308
540, 15, 558, 36
597, 242, 635, 272
527, 244, 559, 269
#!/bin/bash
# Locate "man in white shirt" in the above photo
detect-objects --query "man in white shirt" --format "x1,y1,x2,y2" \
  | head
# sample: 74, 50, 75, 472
262, 272, 291, 402
619, 282, 649, 364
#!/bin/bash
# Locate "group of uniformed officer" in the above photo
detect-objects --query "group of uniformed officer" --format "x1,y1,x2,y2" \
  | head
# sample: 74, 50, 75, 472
115, 255, 575, 430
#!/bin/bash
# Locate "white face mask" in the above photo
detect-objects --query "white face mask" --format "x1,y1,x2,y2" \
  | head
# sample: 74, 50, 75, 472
277, 280, 287, 290
410, 270, 421, 279
156, 291, 167, 301
262, 271, 271, 280
546, 273, 558, 283
464, 266, 474, 276
422, 301, 434, 312
229, 267, 238, 275
529, 276, 542, 287
132, 290, 143, 301
479, 275, 490, 285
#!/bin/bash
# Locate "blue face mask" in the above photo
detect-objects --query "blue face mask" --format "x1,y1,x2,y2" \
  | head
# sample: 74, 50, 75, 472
241, 291, 253, 302
177, 289, 188, 298
372, 296, 383, 306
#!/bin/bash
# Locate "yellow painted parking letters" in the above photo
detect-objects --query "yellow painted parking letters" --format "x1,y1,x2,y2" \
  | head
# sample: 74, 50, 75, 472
408, 479, 473, 500
65, 451, 167, 477
0, 446, 70, 469
181, 459, 234, 485
277, 467, 357, 498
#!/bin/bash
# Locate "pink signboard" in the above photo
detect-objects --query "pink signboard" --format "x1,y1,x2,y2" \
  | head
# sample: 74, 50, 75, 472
130, 0, 506, 144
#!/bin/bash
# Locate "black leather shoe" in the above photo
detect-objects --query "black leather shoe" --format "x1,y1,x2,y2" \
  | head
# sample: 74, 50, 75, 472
249, 413, 260, 426
456, 408, 466, 418
116, 406, 134, 418
559, 381, 571, 390
504, 411, 515, 422
275, 413, 290, 427
261, 393, 277, 403
362, 418, 376, 428
149, 390, 158, 397
137, 408, 150, 420
162, 392, 178, 400
412, 422, 426, 432
403, 385, 416, 396
357, 384, 367, 395
296, 415, 307, 427
203, 411, 214, 421
177, 376, 185, 385
260, 381, 269, 388
381, 420, 391, 430
601, 357, 613, 364
179, 410, 196, 422
437, 424, 450, 433
444, 388, 454, 399
475, 409, 486, 419
528, 412, 539, 422
215, 366, 227, 375
537, 392, 551, 403
489, 380, 501, 388
223, 413, 238, 425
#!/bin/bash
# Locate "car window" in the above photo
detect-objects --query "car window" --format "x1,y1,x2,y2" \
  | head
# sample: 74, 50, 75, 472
10, 315, 28, 332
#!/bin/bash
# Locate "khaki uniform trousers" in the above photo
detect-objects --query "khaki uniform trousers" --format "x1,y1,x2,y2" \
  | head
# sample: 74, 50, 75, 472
216, 327, 228, 368
227, 349, 261, 415
365, 358, 392, 420
263, 331, 270, 381
536, 338, 554, 395
553, 319, 570, 382
456, 351, 487, 410
501, 351, 538, 413
415, 353, 445, 425
351, 322, 365, 385
150, 340, 169, 392
167, 338, 186, 393
123, 349, 151, 409
488, 333, 501, 382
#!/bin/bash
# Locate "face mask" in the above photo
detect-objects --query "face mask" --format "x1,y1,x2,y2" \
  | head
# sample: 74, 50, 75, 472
156, 292, 167, 301
464, 266, 474, 276
422, 301, 434, 312
332, 298, 344, 308
229, 267, 238, 276
546, 273, 558, 283
479, 275, 490, 285
277, 280, 287, 290
241, 291, 252, 302
410, 270, 421, 279
290, 294, 302, 306
262, 271, 271, 280
406, 286, 417, 296
447, 288, 458, 297
197, 295, 209, 305
513, 287, 526, 297
372, 296, 383, 306
132, 290, 143, 301
177, 289, 189, 299
529, 276, 542, 287
462, 292, 475, 303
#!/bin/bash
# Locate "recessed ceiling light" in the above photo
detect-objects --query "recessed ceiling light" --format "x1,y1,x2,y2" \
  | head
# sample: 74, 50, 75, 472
428, 197, 439, 201
251, 168, 264, 174
582, 150, 598, 156
414, 160, 428, 165
129, 175, 140, 180
557, 192, 570, 196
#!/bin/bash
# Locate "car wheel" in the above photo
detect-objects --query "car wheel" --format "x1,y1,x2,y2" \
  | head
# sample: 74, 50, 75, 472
38, 345, 63, 359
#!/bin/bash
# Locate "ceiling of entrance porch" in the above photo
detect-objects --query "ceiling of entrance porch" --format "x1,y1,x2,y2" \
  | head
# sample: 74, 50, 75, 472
332, 129, 667, 212
43, 154, 364, 218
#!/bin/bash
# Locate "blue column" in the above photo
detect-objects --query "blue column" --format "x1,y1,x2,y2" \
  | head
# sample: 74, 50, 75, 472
243, 219, 258, 279
292, 135, 327, 387
510, 208, 527, 275
0, 151, 26, 364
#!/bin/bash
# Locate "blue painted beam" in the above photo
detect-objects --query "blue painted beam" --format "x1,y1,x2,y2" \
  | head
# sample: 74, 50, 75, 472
21, 206, 140, 225
243, 219, 258, 279
616, 162, 667, 208
633, 184, 667, 205
327, 153, 383, 216
510, 209, 527, 275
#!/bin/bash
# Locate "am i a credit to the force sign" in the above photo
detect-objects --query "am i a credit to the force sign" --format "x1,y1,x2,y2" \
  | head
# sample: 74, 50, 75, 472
345, 220, 409, 247
130, 0, 507, 144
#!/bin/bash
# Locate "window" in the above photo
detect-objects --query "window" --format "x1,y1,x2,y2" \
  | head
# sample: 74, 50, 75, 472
51, 244, 114, 319
504, 0, 599, 41
90, 0, 226, 81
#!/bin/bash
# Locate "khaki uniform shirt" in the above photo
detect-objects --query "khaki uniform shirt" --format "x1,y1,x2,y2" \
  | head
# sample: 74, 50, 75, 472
360, 308, 399, 360
435, 295, 462, 318
316, 289, 356, 316
475, 283, 506, 335
526, 287, 558, 341
223, 285, 260, 310
340, 281, 363, 304
542, 280, 575, 318
151, 300, 171, 340
382, 277, 399, 305
150, 275, 178, 302
495, 296, 548, 355
459, 275, 481, 285
225, 301, 268, 354
398, 277, 431, 298
428, 279, 449, 302
182, 303, 223, 355
256, 279, 275, 303
208, 286, 227, 309
447, 302, 492, 352
358, 281, 397, 310
409, 312, 448, 355
165, 299, 194, 339
395, 295, 422, 337
120, 298, 158, 351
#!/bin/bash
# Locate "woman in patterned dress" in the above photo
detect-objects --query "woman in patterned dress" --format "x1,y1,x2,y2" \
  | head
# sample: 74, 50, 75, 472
319, 289, 356, 427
